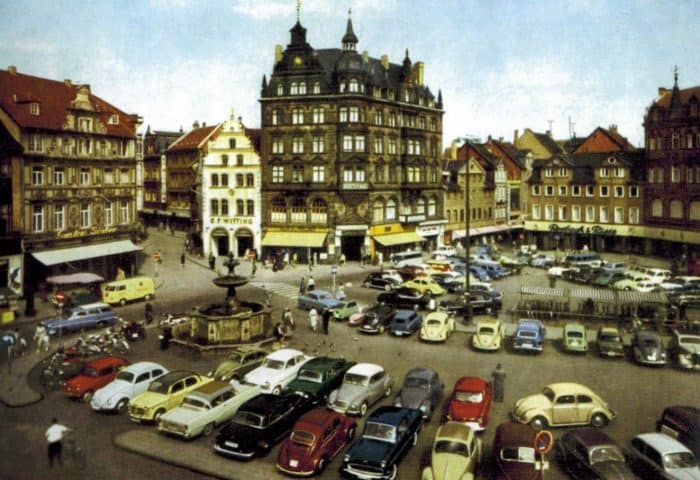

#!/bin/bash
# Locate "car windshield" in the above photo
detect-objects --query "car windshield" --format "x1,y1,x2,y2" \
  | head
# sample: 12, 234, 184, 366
518, 331, 536, 338
664, 452, 697, 469
681, 336, 700, 345
435, 440, 468, 456
404, 377, 429, 389
232, 411, 265, 428
344, 373, 369, 386
456, 391, 483, 403
82, 367, 99, 377
291, 430, 315, 447
567, 331, 584, 338
363, 422, 396, 443
501, 446, 536, 463
297, 370, 323, 383
590, 446, 625, 464
262, 359, 285, 370
426, 319, 442, 327
148, 379, 171, 393
181, 397, 209, 410
115, 371, 134, 382
478, 326, 495, 335
641, 338, 659, 347
600, 333, 620, 342
226, 353, 244, 364
542, 387, 555, 402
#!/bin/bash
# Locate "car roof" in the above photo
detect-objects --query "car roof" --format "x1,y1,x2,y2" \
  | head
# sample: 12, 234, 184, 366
426, 311, 450, 322
188, 381, 233, 399
157, 370, 197, 385
405, 367, 437, 381
495, 422, 536, 447
565, 323, 586, 332
241, 392, 302, 414
636, 433, 693, 455
122, 361, 165, 374
661, 405, 700, 426
347, 363, 383, 377
455, 376, 487, 391
393, 309, 418, 319
74, 302, 111, 310
299, 356, 351, 372
635, 330, 661, 340
598, 326, 621, 335
517, 318, 543, 328
476, 318, 500, 328
309, 289, 332, 297
267, 348, 304, 361
85, 356, 128, 368
436, 421, 474, 443
230, 345, 267, 355
367, 406, 410, 425
547, 382, 595, 396
295, 407, 339, 433
566, 427, 616, 449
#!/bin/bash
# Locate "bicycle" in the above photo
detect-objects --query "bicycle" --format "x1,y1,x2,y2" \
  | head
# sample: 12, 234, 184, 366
63, 433, 86, 469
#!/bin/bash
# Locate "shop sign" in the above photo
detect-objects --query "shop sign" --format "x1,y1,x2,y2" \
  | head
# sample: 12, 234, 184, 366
416, 225, 441, 237
210, 217, 253, 225
549, 224, 616, 236
56, 226, 118, 240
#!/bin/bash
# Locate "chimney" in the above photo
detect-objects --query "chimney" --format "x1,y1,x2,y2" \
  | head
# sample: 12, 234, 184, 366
487, 134, 492, 142
362, 50, 368, 63
64, 79, 72, 87
513, 129, 519, 144
202, 121, 206, 127
381, 54, 389, 70
546, 130, 552, 138
274, 45, 283, 64
8, 65, 17, 75
609, 124, 617, 134
414, 61, 424, 85
499, 137, 504, 142
450, 141, 458, 160
193, 120, 200, 129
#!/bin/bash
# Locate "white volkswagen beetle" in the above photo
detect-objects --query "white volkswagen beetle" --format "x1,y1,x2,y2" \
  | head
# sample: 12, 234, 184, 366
242, 348, 313, 395
91, 361, 168, 413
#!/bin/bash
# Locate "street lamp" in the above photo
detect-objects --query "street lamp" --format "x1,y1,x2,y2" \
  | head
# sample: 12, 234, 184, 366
463, 146, 472, 322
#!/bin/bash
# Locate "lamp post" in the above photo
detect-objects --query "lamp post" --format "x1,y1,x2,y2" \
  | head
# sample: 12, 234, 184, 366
463, 147, 472, 322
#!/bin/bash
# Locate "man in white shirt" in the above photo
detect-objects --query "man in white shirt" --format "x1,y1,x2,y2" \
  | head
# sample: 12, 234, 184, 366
45, 418, 69, 466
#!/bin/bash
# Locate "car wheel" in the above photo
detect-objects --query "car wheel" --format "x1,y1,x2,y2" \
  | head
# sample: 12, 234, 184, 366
530, 416, 548, 431
96, 321, 107, 329
154, 408, 166, 423
81, 390, 93, 403
346, 426, 356, 441
203, 422, 215, 437
120, 298, 127, 306
388, 464, 398, 480
316, 457, 327, 474
360, 402, 368, 416
590, 413, 608, 428
384, 385, 392, 397
363, 282, 370, 288
272, 385, 282, 395
116, 398, 129, 413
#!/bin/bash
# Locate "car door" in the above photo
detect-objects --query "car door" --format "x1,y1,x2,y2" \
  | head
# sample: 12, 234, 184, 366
368, 371, 383, 404
552, 394, 578, 425
71, 310, 89, 331
575, 394, 596, 424
168, 380, 185, 409
132, 371, 152, 397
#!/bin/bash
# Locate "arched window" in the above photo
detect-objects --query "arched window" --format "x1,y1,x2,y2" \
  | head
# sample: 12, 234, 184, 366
670, 199, 683, 219
312, 81, 320, 94
271, 197, 286, 222
651, 198, 663, 217
298, 82, 306, 94
386, 198, 397, 220
210, 199, 219, 216
290, 198, 306, 223
349, 79, 359, 92
373, 199, 384, 222
310, 198, 327, 224
416, 197, 426, 215
290, 82, 299, 95
236, 199, 244, 216
690, 201, 700, 221
276, 84, 283, 96
428, 196, 437, 216
246, 200, 254, 216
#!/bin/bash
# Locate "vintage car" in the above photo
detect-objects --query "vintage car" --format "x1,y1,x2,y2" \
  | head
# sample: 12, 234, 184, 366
513, 319, 546, 353
494, 422, 543, 480
668, 330, 700, 370
128, 370, 213, 423
402, 277, 446, 297
432, 245, 457, 258
563, 322, 589, 353
377, 287, 429, 310
438, 292, 500, 317
612, 272, 651, 290
628, 432, 700, 479
286, 356, 356, 404
631, 329, 668, 366
62, 355, 129, 402
332, 300, 360, 321
556, 427, 635, 480
393, 367, 443, 421
340, 406, 422, 480
389, 309, 423, 336
444, 377, 492, 431
359, 304, 397, 334
297, 290, 343, 311
420, 311, 456, 342
348, 304, 395, 327
657, 406, 700, 458
428, 271, 462, 289
421, 421, 481, 480
243, 348, 313, 395
596, 326, 625, 358
91, 361, 168, 413
207, 345, 268, 382
668, 289, 700, 309
276, 407, 357, 476
592, 271, 627, 287
213, 392, 314, 460
396, 264, 426, 281
512, 382, 616, 431
362, 272, 401, 291
157, 381, 261, 439
472, 318, 506, 351
41, 302, 119, 336
328, 363, 393, 417
530, 253, 555, 268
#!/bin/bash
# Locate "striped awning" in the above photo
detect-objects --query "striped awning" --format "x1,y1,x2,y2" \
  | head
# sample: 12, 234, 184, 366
373, 231, 423, 247
32, 240, 141, 266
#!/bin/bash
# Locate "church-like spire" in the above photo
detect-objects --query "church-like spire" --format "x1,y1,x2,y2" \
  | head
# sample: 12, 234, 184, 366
342, 8, 358, 51
400, 48, 412, 81
437, 89, 443, 108
670, 65, 682, 117
261, 74, 268, 90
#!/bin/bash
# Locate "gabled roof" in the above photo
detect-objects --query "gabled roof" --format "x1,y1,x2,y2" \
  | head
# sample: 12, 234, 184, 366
533, 131, 566, 156
486, 139, 526, 169
168, 124, 220, 152
573, 127, 636, 154
653, 85, 700, 108
0, 67, 138, 138
243, 127, 261, 153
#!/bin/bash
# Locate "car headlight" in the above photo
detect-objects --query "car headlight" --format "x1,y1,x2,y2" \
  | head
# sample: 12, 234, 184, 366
262, 381, 271, 389
419, 403, 428, 412
393, 397, 402, 407
344, 454, 350, 463
381, 460, 387, 468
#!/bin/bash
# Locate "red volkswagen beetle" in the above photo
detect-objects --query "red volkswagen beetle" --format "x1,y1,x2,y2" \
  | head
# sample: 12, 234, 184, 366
277, 407, 356, 476
62, 355, 129, 402
444, 376, 493, 431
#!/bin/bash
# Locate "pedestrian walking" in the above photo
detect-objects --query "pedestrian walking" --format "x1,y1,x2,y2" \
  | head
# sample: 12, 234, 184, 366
309, 308, 319, 332
145, 301, 154, 325
283, 307, 295, 331
45, 418, 70, 467
339, 253, 346, 266
209, 253, 216, 270
34, 324, 50, 353
283, 250, 290, 266
299, 276, 306, 296
322, 308, 331, 335
180, 252, 186, 269
492, 363, 506, 403
307, 276, 315, 292
252, 258, 257, 276
291, 252, 298, 267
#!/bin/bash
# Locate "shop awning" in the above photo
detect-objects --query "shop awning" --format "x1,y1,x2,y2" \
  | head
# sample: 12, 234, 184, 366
47, 273, 104, 285
373, 231, 424, 247
261, 232, 327, 248
32, 240, 141, 266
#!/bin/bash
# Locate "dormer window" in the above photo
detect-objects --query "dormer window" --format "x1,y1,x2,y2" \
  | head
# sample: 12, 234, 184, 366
298, 82, 306, 94
312, 82, 320, 94
348, 79, 359, 93
30, 102, 40, 116
108, 114, 119, 125
290, 82, 299, 95
277, 84, 284, 96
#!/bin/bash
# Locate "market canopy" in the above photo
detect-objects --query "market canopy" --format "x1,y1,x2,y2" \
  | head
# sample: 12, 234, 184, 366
372, 231, 423, 247
520, 285, 566, 297
46, 273, 104, 285
261, 232, 327, 248
32, 240, 141, 266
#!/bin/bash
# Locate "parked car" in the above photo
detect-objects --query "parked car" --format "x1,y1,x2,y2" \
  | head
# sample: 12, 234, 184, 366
444, 376, 492, 431
438, 292, 500, 318
592, 271, 627, 287
420, 311, 456, 342
472, 318, 506, 351
531, 253, 556, 268
657, 406, 700, 459
62, 355, 129, 402
340, 406, 422, 480
158, 381, 261, 439
297, 290, 343, 311
628, 432, 700, 480
421, 421, 481, 480
286, 356, 356, 404
493, 422, 543, 480
243, 348, 313, 395
328, 363, 393, 417
596, 326, 625, 358
668, 289, 700, 309
631, 329, 668, 366
563, 265, 601, 284
548, 265, 574, 277
556, 427, 635, 480
642, 268, 673, 285
360, 304, 398, 334
396, 264, 426, 281
402, 277, 446, 297
601, 261, 627, 274
213, 392, 314, 459
513, 319, 546, 353
427, 271, 461, 289
91, 361, 168, 413
512, 382, 616, 431
469, 265, 492, 282
349, 304, 395, 328
612, 272, 651, 291
432, 245, 457, 259
40, 302, 119, 336
563, 322, 589, 353
362, 272, 401, 291
390, 309, 423, 336
668, 330, 700, 370
377, 287, 429, 310
276, 407, 357, 476
393, 367, 443, 421
129, 370, 213, 423
332, 300, 360, 321
207, 345, 268, 383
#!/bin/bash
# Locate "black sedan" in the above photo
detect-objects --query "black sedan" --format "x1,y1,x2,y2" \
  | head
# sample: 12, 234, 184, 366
340, 406, 422, 480
213, 392, 314, 460
359, 304, 397, 334
377, 287, 429, 310
439, 292, 501, 317
362, 272, 401, 291
556, 427, 636, 479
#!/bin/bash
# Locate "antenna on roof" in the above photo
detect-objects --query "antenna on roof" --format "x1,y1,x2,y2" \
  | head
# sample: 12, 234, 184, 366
547, 119, 554, 133
568, 116, 576, 139
296, 0, 301, 22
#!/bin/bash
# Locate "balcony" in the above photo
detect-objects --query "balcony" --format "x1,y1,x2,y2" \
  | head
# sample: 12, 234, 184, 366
399, 214, 426, 223
341, 181, 369, 190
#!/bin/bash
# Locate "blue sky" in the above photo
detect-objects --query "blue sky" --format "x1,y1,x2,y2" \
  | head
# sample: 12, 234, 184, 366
2, 0, 698, 147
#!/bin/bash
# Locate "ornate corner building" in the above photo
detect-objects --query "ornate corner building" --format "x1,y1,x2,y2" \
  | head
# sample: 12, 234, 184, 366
259, 14, 445, 263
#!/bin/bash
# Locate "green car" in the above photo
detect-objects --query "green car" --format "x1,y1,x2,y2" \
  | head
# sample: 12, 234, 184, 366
286, 356, 356, 404
332, 300, 360, 321
207, 345, 268, 382
563, 322, 589, 353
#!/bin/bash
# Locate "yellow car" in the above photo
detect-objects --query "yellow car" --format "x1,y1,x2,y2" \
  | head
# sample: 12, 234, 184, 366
129, 370, 213, 423
402, 277, 446, 297
420, 311, 455, 342
472, 318, 506, 351
421, 421, 481, 480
